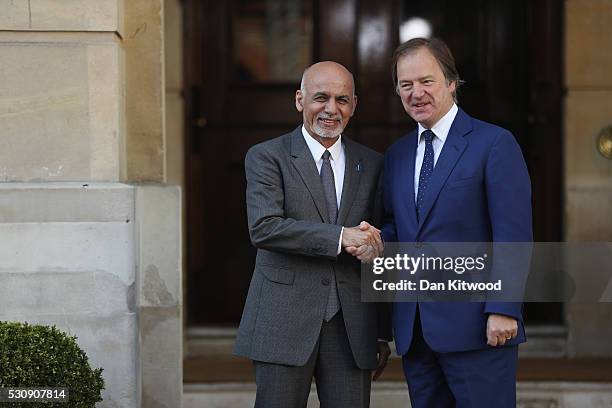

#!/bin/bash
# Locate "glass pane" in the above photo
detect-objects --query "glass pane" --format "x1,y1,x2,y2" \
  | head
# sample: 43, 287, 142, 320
232, 0, 313, 83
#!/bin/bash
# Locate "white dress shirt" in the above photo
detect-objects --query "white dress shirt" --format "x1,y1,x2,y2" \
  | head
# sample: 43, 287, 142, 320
302, 125, 345, 253
414, 103, 459, 201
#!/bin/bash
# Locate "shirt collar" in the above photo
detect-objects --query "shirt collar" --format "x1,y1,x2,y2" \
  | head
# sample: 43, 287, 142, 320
417, 103, 458, 143
301, 125, 343, 162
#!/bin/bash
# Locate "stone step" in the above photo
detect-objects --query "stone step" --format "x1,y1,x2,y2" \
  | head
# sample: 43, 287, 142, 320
185, 354, 612, 383
184, 381, 612, 408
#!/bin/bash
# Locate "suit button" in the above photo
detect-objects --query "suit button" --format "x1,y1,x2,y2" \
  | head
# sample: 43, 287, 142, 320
415, 242, 423, 248
321, 278, 330, 286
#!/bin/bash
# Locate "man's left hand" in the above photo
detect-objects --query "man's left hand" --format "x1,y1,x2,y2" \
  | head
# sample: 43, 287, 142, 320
372, 341, 391, 381
345, 243, 380, 263
486, 314, 518, 347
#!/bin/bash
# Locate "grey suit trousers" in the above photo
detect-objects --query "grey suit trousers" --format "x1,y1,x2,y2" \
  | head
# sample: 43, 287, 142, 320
253, 312, 371, 408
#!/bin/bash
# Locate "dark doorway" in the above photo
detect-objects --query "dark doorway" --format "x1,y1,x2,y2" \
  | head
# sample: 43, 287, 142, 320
183, 0, 563, 326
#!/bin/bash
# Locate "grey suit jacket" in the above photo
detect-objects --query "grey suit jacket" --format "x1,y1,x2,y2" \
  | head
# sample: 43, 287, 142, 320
234, 126, 391, 369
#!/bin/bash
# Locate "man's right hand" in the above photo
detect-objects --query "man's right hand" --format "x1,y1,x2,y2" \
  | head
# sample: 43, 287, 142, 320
342, 221, 383, 261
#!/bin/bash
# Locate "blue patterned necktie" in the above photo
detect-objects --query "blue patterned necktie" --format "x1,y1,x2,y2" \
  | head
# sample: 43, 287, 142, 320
416, 130, 435, 222
320, 149, 340, 321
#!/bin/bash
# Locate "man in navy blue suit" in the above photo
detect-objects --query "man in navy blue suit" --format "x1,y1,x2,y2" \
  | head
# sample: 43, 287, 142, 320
381, 38, 532, 407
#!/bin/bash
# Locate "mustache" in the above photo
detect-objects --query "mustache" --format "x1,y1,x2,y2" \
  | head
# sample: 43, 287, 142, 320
316, 114, 341, 121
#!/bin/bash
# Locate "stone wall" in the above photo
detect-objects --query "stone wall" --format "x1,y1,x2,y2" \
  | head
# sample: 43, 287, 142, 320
0, 184, 137, 406
0, 1, 182, 406
125, 0, 165, 182
165, 0, 184, 189
564, 0, 612, 357
0, 31, 123, 181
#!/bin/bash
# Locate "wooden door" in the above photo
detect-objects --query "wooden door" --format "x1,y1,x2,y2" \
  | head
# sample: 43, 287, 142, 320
184, 0, 338, 325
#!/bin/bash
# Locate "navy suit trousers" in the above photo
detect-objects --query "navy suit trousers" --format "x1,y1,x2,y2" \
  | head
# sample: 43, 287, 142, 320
402, 307, 518, 408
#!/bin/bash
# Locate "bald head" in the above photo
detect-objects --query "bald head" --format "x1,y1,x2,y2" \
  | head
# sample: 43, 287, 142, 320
300, 61, 356, 97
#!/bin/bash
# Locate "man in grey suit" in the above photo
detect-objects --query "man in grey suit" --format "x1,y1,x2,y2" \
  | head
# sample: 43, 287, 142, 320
234, 61, 392, 408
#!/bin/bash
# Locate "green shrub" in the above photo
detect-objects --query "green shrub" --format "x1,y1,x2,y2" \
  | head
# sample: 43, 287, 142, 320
0, 321, 104, 407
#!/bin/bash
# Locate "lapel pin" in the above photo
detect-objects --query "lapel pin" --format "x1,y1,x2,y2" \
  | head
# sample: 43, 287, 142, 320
356, 163, 362, 172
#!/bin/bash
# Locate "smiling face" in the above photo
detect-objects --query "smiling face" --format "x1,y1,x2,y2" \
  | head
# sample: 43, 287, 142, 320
295, 62, 357, 146
396, 47, 456, 129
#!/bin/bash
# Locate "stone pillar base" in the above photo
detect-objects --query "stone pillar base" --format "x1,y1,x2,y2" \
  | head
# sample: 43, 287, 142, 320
0, 182, 182, 407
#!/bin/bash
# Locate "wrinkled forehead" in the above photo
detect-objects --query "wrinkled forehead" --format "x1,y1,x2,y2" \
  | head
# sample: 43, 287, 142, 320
302, 66, 355, 96
306, 76, 354, 96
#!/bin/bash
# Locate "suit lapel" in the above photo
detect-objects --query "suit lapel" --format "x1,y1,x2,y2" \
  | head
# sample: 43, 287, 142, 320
416, 109, 471, 236
289, 127, 328, 222
337, 138, 363, 226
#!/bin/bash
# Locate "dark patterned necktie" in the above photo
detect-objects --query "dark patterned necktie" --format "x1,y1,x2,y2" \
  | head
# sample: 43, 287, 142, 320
320, 149, 339, 321
416, 130, 435, 222
320, 150, 338, 224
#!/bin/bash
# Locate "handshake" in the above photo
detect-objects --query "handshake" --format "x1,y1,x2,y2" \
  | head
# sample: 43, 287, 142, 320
342, 221, 383, 263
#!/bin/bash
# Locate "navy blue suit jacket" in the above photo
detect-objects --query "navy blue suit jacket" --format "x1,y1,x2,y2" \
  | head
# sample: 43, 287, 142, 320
382, 108, 532, 355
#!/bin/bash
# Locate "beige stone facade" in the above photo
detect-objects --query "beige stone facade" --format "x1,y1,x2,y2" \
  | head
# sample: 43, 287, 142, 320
125, 0, 166, 182
1, 32, 124, 181
564, 0, 612, 358
0, 0, 124, 33
0, 0, 181, 406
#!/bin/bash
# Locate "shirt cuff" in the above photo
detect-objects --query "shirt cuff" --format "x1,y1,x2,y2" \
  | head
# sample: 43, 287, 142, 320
337, 227, 344, 255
